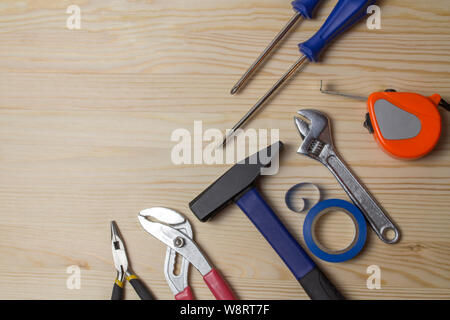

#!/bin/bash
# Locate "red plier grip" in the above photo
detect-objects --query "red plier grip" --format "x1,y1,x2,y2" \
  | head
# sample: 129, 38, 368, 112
203, 269, 236, 300
175, 270, 236, 300
175, 286, 195, 300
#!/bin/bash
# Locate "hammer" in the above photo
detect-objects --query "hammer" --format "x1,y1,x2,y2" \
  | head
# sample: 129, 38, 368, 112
189, 141, 344, 300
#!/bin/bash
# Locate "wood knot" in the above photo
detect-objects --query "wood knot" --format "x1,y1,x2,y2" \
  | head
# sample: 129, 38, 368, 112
407, 243, 426, 252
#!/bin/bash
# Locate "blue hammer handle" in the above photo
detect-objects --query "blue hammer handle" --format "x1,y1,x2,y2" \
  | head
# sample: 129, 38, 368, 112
236, 187, 344, 300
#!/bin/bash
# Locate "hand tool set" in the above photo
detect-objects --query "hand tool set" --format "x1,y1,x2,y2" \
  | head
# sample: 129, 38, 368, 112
222, 0, 376, 146
104, 1, 448, 301
189, 142, 345, 300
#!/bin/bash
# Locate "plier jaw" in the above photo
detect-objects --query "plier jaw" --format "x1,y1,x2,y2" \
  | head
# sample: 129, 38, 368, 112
138, 208, 212, 276
138, 208, 237, 300
110, 221, 155, 300
111, 221, 129, 283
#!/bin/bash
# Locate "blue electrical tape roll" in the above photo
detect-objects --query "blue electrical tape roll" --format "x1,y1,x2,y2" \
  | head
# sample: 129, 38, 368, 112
303, 199, 367, 263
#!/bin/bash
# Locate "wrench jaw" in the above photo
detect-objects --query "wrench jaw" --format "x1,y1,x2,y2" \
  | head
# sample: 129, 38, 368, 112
294, 109, 334, 162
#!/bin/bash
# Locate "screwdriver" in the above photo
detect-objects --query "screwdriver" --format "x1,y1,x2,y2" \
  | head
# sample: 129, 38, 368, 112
230, 0, 324, 95
223, 0, 376, 147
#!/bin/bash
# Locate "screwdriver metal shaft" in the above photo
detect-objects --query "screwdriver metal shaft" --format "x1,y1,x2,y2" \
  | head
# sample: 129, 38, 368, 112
222, 55, 309, 146
222, 0, 375, 148
230, 12, 303, 95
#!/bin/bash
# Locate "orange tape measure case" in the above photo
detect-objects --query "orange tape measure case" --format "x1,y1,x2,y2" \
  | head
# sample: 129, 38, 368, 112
364, 91, 445, 159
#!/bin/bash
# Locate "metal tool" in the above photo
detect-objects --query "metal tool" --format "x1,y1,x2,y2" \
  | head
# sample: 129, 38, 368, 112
230, 0, 323, 95
190, 142, 345, 300
163, 210, 193, 300
111, 221, 155, 300
320, 80, 366, 101
294, 109, 400, 244
320, 81, 449, 159
222, 0, 375, 147
138, 207, 236, 300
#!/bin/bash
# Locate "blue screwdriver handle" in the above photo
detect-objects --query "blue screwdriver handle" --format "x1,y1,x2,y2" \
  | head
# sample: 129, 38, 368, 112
236, 187, 344, 300
300, 0, 375, 62
291, 0, 322, 19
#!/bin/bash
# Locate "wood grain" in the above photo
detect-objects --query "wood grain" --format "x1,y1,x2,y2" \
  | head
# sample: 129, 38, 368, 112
0, 0, 449, 299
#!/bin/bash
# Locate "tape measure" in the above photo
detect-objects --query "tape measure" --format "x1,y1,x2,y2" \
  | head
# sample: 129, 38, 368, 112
320, 82, 449, 160
364, 90, 448, 160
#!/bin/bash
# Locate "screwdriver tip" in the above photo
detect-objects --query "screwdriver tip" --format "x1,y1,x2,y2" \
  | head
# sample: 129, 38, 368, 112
230, 85, 239, 95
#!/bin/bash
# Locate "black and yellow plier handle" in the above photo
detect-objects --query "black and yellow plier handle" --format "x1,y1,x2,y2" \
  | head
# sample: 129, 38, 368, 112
112, 272, 153, 300
111, 221, 154, 300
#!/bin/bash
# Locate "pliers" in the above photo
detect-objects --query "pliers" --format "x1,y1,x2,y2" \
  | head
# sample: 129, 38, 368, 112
138, 207, 237, 300
111, 221, 155, 300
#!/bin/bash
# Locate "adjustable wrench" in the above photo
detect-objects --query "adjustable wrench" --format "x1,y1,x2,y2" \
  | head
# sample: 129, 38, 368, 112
294, 109, 400, 244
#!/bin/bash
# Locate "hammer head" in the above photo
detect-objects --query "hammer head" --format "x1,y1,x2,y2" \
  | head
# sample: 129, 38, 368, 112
189, 141, 283, 221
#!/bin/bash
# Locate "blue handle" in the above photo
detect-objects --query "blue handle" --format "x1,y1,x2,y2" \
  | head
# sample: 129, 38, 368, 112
299, 0, 375, 62
236, 187, 315, 280
291, 0, 322, 19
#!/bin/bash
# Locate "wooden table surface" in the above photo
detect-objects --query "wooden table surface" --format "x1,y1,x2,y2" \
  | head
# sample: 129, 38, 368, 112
0, 0, 449, 300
